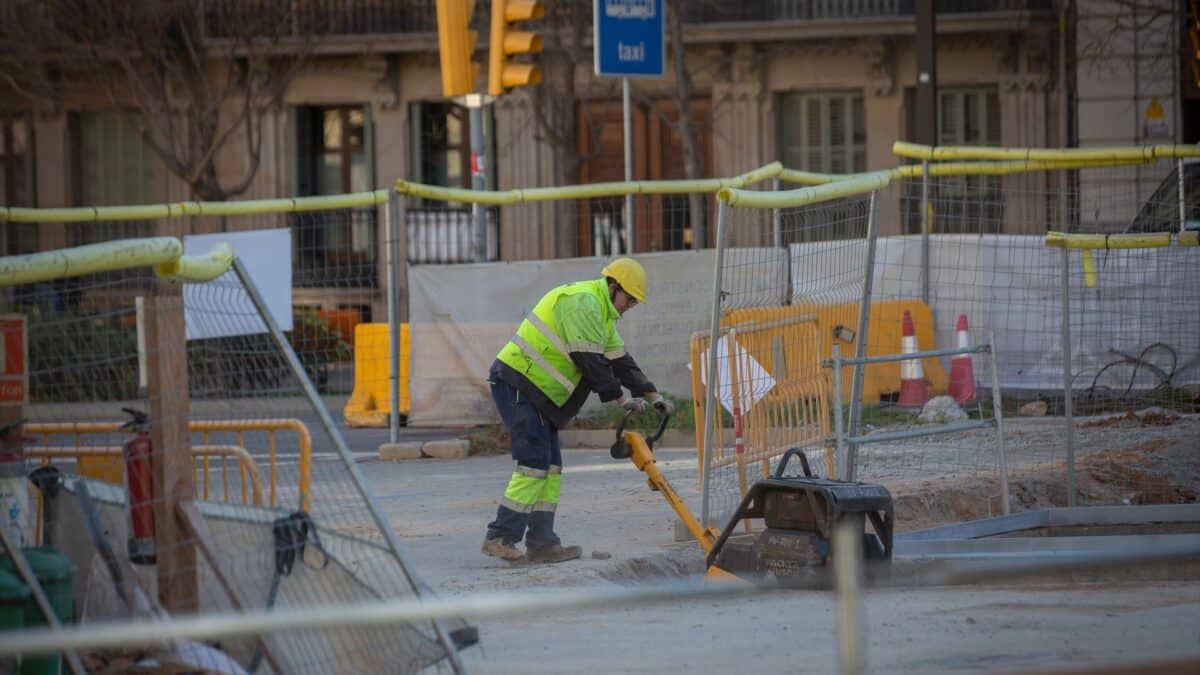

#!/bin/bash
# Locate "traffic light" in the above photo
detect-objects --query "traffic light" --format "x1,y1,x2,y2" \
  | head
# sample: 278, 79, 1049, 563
436, 0, 478, 98
487, 0, 544, 96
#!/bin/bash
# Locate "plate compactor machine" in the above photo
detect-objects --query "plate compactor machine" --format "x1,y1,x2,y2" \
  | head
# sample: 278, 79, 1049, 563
610, 410, 894, 581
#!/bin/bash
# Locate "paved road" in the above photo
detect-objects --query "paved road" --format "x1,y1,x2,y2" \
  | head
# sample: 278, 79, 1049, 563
362, 448, 1200, 674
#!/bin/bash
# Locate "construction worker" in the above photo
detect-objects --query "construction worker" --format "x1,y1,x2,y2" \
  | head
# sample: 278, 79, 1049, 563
482, 257, 674, 564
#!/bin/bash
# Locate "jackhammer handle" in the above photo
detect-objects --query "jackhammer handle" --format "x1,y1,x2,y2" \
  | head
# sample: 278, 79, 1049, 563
773, 447, 814, 478
613, 408, 672, 445
645, 410, 672, 448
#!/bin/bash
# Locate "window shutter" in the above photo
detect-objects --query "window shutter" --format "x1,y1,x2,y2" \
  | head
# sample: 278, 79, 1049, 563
291, 106, 314, 197
409, 102, 424, 185
805, 97, 822, 171
362, 104, 375, 190
829, 96, 846, 174
939, 93, 958, 146
852, 96, 866, 172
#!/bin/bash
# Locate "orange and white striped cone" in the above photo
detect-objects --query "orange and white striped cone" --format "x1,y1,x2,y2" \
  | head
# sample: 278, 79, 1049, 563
897, 310, 929, 410
947, 314, 977, 404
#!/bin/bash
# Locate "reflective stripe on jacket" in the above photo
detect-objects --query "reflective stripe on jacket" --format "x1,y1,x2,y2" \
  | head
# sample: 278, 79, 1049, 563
496, 278, 623, 407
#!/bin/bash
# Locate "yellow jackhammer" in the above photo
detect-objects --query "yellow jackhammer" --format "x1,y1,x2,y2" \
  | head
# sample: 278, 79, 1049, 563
610, 410, 894, 582
608, 410, 742, 580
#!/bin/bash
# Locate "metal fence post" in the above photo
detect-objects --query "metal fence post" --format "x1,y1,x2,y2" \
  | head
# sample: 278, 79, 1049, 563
701, 200, 731, 528
920, 159, 931, 305
846, 190, 880, 482
1178, 157, 1186, 233
386, 191, 402, 444
772, 176, 782, 249
988, 331, 1010, 515
831, 345, 847, 480
1060, 248, 1076, 507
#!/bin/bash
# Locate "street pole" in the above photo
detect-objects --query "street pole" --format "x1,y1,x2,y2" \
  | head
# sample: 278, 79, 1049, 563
915, 0, 937, 149
623, 77, 634, 254
467, 94, 488, 262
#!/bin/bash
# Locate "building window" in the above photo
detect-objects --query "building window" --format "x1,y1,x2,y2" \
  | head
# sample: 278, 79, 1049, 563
72, 111, 158, 207
70, 111, 158, 249
406, 102, 498, 262
291, 105, 377, 287
411, 102, 468, 190
776, 92, 868, 243
296, 106, 370, 195
778, 91, 866, 175
409, 102, 496, 191
1, 114, 36, 255
905, 87, 1002, 233
937, 88, 1001, 147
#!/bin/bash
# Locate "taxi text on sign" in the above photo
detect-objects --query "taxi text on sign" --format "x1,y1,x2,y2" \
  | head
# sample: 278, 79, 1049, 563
594, 0, 664, 77
0, 315, 27, 406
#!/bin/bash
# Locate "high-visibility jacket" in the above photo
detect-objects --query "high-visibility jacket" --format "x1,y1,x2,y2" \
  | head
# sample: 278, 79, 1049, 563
496, 278, 626, 407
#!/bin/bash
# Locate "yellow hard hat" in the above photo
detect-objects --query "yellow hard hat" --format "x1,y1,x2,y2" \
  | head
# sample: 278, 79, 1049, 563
600, 257, 646, 302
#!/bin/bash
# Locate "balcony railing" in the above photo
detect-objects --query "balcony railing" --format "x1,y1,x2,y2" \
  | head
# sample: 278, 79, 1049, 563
684, 0, 1050, 22
202, 0, 1051, 39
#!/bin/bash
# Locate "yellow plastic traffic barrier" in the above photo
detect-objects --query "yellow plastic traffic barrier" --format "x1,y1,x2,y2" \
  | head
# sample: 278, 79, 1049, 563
689, 300, 949, 480
344, 323, 410, 427
27, 418, 311, 511
689, 309, 831, 486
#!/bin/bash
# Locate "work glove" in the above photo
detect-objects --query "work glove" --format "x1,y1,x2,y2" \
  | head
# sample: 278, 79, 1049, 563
620, 397, 648, 414
651, 397, 674, 416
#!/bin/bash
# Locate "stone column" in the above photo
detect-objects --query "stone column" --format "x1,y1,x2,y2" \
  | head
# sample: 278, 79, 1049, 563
493, 93, 560, 260
864, 39, 903, 237
712, 44, 767, 246
999, 32, 1052, 235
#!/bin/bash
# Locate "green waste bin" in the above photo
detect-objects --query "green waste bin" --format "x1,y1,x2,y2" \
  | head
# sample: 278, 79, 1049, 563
0, 568, 29, 675
0, 548, 75, 675
0, 568, 28, 630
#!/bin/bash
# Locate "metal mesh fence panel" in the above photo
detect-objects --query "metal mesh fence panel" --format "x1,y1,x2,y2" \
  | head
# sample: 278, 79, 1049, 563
2, 208, 464, 673
705, 158, 1199, 524
698, 195, 874, 524
879, 164, 1199, 505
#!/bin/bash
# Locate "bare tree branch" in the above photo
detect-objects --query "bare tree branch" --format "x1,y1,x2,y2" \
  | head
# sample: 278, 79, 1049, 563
0, 0, 338, 202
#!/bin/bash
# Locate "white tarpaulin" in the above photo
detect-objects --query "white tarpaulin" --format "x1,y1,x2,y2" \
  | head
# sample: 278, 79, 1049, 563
407, 249, 788, 426
408, 236, 1197, 427
791, 234, 1200, 391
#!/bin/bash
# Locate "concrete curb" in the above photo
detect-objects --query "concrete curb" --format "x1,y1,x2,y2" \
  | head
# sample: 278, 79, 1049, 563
379, 438, 471, 460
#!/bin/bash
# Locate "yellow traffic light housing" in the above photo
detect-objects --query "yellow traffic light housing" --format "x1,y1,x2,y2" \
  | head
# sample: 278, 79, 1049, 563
487, 0, 544, 96
436, 0, 479, 98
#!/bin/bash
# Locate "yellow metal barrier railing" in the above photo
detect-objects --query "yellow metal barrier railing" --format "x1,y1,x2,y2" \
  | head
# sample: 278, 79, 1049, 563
394, 162, 785, 203
0, 190, 388, 223
27, 445, 265, 506
26, 418, 312, 511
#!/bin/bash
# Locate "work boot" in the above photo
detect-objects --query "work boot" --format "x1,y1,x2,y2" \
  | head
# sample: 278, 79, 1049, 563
481, 537, 524, 561
525, 544, 583, 564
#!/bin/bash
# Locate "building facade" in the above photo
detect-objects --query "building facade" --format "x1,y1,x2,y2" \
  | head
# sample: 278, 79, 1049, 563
1, 0, 1194, 322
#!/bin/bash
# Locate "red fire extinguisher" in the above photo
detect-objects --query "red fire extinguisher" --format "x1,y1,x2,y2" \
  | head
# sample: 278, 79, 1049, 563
121, 408, 156, 565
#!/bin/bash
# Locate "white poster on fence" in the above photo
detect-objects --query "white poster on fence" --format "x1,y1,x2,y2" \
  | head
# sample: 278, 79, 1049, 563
694, 334, 776, 413
182, 228, 294, 341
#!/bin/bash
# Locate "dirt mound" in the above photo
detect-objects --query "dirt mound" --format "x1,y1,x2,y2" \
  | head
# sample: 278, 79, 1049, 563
891, 435, 1199, 532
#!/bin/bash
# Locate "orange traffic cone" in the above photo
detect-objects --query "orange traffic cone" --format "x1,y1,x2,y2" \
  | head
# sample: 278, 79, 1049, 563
897, 310, 929, 410
947, 314, 977, 404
